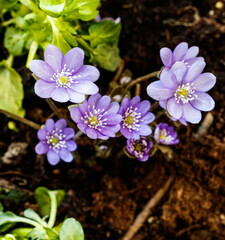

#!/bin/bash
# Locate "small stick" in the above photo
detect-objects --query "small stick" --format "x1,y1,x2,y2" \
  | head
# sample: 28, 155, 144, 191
45, 99, 77, 129
0, 108, 40, 130
125, 71, 159, 91
196, 112, 214, 137
135, 83, 141, 96
121, 175, 174, 240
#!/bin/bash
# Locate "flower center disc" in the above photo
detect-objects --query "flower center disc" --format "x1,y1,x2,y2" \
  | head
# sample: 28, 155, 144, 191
125, 116, 133, 125
135, 144, 143, 152
51, 137, 58, 145
60, 76, 69, 85
89, 116, 98, 125
177, 88, 187, 97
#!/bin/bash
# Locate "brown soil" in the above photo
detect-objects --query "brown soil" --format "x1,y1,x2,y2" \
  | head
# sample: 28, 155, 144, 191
0, 0, 225, 239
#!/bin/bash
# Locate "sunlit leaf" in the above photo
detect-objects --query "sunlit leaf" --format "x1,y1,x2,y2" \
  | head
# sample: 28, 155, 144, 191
39, 0, 65, 18
59, 218, 84, 240
0, 60, 25, 117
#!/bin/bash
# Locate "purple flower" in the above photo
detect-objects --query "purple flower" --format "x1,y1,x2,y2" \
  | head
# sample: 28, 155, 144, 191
154, 123, 179, 145
29, 45, 99, 103
126, 137, 153, 162
160, 42, 204, 70
35, 119, 77, 165
70, 93, 122, 140
94, 14, 121, 24
147, 60, 216, 124
118, 96, 155, 139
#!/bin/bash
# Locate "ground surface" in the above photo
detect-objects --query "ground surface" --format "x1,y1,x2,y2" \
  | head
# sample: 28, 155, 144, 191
0, 0, 225, 239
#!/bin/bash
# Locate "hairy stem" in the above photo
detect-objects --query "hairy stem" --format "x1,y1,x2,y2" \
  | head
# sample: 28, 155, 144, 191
48, 191, 57, 228
0, 109, 41, 130
125, 71, 159, 91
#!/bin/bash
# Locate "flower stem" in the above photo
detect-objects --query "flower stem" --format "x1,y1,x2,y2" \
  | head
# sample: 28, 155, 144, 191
0, 108, 41, 130
75, 36, 94, 53
5, 54, 14, 68
48, 191, 57, 228
125, 71, 159, 91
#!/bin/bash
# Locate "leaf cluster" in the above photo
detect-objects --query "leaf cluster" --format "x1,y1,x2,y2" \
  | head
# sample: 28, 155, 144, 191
0, 187, 84, 240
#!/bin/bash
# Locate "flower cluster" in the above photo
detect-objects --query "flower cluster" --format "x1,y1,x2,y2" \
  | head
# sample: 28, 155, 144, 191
147, 42, 216, 124
29, 45, 99, 103
32, 42, 216, 165
35, 119, 77, 165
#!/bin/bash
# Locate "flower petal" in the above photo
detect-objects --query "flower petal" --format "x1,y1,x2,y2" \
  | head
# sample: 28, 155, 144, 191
159, 100, 166, 109
45, 119, 55, 132
73, 65, 100, 82
100, 125, 119, 137
96, 95, 111, 110
62, 47, 84, 72
160, 71, 178, 89
63, 128, 75, 140
134, 100, 150, 114
184, 60, 206, 83
78, 100, 88, 115
44, 45, 63, 72
191, 92, 215, 111
70, 81, 99, 95
29, 60, 54, 81
183, 46, 199, 60
192, 73, 216, 92
118, 97, 130, 114
106, 102, 120, 114
34, 80, 55, 98
35, 142, 49, 154
167, 97, 183, 119
67, 89, 85, 103
102, 114, 122, 125
147, 81, 174, 100
173, 42, 188, 62
130, 96, 141, 106
86, 128, 98, 139
55, 119, 67, 129
183, 103, 202, 123
37, 129, 47, 141
88, 93, 101, 106
77, 123, 87, 133
141, 112, 155, 124
59, 148, 73, 162
138, 125, 152, 136
160, 47, 173, 67
47, 149, 60, 165
170, 62, 187, 85
70, 107, 83, 123
138, 154, 149, 162
51, 88, 70, 103
66, 140, 77, 151
120, 126, 132, 139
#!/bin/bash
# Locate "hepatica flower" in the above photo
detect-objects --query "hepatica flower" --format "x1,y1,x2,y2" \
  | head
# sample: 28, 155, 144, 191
126, 137, 153, 162
147, 60, 216, 124
70, 93, 122, 140
29, 45, 99, 103
154, 123, 179, 145
160, 42, 204, 70
35, 119, 77, 165
119, 96, 155, 139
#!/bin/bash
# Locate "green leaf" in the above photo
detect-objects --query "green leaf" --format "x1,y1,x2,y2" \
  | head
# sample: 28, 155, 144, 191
52, 222, 63, 234
59, 218, 84, 240
90, 44, 120, 71
34, 187, 65, 217
0, 60, 25, 117
62, 0, 100, 21
0, 0, 18, 8
39, 0, 65, 18
0, 202, 3, 213
43, 227, 59, 240
24, 209, 48, 227
4, 27, 30, 56
88, 21, 121, 48
26, 228, 47, 240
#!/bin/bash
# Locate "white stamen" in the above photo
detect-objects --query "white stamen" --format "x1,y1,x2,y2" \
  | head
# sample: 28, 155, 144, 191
122, 106, 142, 132
174, 82, 198, 104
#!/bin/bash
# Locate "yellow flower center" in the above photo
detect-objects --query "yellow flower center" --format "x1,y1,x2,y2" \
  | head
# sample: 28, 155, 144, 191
125, 116, 133, 124
135, 144, 143, 152
177, 88, 187, 97
51, 138, 58, 145
89, 116, 98, 125
60, 76, 69, 85
159, 134, 166, 140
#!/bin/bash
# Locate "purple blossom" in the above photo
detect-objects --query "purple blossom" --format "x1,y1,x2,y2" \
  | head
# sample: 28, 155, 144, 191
35, 119, 77, 165
126, 137, 153, 162
94, 14, 121, 24
118, 96, 155, 139
154, 123, 179, 145
29, 45, 99, 103
160, 42, 204, 71
70, 93, 122, 140
147, 60, 216, 124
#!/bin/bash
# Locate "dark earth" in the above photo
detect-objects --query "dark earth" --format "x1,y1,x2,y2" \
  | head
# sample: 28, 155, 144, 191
1, 0, 225, 239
